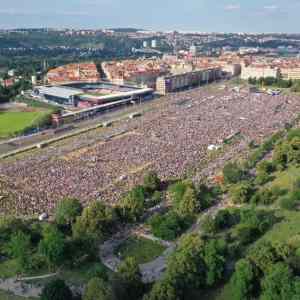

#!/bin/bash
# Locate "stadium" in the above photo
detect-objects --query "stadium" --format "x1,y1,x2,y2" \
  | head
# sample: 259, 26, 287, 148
33, 81, 154, 126
33, 81, 154, 108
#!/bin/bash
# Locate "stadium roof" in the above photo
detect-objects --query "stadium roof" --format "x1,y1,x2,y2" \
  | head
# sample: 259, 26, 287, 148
36, 86, 82, 99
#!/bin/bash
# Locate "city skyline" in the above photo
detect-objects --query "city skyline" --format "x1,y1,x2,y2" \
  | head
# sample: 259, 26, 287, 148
0, 0, 299, 33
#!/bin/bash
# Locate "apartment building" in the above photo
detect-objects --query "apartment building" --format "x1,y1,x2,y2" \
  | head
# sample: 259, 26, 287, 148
280, 68, 300, 80
241, 65, 280, 80
156, 67, 221, 95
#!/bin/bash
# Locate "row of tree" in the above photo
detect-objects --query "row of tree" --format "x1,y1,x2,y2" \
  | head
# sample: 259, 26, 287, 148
0, 79, 32, 103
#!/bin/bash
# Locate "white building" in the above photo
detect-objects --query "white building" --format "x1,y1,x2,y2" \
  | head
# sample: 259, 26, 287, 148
241, 65, 279, 80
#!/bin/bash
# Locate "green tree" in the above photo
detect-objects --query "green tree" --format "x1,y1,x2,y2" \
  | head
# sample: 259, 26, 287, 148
280, 194, 297, 210
113, 257, 144, 300
201, 215, 217, 234
144, 279, 179, 300
247, 241, 277, 272
55, 198, 82, 227
38, 225, 65, 269
176, 186, 200, 217
230, 259, 256, 300
273, 143, 289, 169
83, 277, 113, 300
8, 231, 31, 272
149, 212, 191, 241
232, 223, 259, 245
214, 209, 240, 230
223, 162, 245, 184
168, 180, 194, 208
0, 216, 26, 244
72, 201, 116, 241
255, 171, 272, 185
261, 262, 295, 300
143, 171, 161, 193
40, 279, 73, 300
202, 239, 226, 286
166, 234, 206, 291
287, 137, 300, 164
119, 186, 146, 222
229, 182, 253, 204
257, 161, 275, 174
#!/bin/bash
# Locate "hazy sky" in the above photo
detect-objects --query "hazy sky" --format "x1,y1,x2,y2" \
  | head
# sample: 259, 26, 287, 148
0, 0, 298, 33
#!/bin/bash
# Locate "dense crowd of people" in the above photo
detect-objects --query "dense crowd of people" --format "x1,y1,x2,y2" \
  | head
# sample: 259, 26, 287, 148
1, 86, 300, 215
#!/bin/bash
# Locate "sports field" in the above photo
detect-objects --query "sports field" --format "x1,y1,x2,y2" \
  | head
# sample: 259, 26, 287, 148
0, 111, 50, 139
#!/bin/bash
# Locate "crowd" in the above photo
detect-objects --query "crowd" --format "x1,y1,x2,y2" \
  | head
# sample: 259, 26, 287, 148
1, 86, 300, 215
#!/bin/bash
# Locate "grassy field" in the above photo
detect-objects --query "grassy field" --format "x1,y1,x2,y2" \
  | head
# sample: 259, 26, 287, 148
0, 111, 50, 138
115, 236, 166, 264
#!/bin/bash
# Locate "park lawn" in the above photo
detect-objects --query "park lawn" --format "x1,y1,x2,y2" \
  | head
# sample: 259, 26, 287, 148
115, 236, 166, 264
0, 290, 37, 300
0, 111, 50, 138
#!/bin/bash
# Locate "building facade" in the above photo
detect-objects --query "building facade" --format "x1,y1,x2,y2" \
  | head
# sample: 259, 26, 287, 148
156, 67, 221, 95
241, 65, 279, 80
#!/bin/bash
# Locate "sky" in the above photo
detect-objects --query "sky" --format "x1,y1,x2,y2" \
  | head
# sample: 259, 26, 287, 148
0, 0, 299, 33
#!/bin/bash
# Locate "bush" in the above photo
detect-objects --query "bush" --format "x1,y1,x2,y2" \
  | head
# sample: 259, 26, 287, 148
87, 264, 108, 281
83, 277, 112, 300
287, 128, 300, 141
64, 237, 97, 267
273, 142, 289, 169
119, 186, 146, 222
176, 186, 200, 217
223, 162, 245, 184
280, 195, 297, 210
245, 132, 283, 170
198, 184, 220, 210
38, 225, 66, 269
232, 224, 260, 245
229, 182, 254, 204
113, 257, 144, 300
143, 171, 161, 193
7, 231, 32, 272
201, 216, 217, 235
40, 279, 73, 300
257, 161, 275, 174
214, 209, 240, 230
148, 212, 193, 241
146, 191, 163, 208
72, 202, 116, 241
0, 216, 26, 244
251, 186, 285, 206
55, 198, 83, 227
168, 180, 194, 206
230, 259, 257, 300
254, 171, 272, 185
